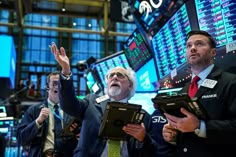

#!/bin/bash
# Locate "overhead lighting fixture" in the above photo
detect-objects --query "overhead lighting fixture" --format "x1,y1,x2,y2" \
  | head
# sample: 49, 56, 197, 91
62, 8, 66, 12
62, 0, 66, 12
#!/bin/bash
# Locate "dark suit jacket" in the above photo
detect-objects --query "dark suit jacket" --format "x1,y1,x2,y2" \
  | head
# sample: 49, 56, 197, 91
16, 101, 78, 157
59, 76, 157, 157
176, 66, 236, 157
150, 109, 177, 157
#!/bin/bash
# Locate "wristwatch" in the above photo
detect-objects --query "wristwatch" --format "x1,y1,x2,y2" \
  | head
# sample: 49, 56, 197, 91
61, 71, 72, 80
194, 128, 200, 135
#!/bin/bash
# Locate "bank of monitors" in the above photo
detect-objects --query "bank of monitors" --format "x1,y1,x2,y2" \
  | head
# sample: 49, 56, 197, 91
151, 4, 191, 79
0, 117, 17, 146
195, 0, 236, 48
129, 0, 188, 35
94, 51, 130, 89
123, 28, 152, 71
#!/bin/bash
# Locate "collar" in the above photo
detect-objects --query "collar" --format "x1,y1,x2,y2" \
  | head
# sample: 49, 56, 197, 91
192, 64, 215, 81
47, 98, 59, 109
110, 97, 128, 103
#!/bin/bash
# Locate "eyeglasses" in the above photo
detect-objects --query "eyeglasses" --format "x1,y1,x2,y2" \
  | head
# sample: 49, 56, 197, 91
106, 72, 127, 80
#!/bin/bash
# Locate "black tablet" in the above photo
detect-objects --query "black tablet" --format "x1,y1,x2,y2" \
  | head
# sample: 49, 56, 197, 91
98, 101, 145, 140
152, 93, 208, 120
61, 118, 82, 137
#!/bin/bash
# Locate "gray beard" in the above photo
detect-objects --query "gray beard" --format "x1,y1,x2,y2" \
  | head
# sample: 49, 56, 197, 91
109, 87, 121, 97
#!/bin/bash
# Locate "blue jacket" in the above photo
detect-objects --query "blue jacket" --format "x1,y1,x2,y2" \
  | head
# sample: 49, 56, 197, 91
150, 109, 177, 157
59, 76, 158, 157
16, 101, 78, 157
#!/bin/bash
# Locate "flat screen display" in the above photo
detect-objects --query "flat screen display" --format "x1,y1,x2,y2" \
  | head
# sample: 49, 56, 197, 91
195, 0, 236, 47
95, 51, 131, 88
0, 117, 18, 147
0, 35, 16, 89
85, 70, 102, 94
129, 92, 157, 114
151, 4, 191, 79
86, 71, 95, 91
130, 0, 188, 35
136, 58, 159, 92
124, 28, 153, 71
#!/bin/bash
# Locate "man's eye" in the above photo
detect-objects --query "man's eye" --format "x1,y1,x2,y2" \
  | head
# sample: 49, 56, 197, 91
117, 73, 125, 78
109, 74, 115, 78
186, 44, 191, 48
196, 42, 203, 46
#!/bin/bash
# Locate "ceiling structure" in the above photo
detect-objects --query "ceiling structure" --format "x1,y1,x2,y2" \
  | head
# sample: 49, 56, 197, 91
0, 0, 130, 36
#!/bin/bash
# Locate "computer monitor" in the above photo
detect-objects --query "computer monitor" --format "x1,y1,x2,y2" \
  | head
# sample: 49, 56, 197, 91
195, 0, 236, 48
123, 28, 153, 71
135, 58, 159, 92
0, 117, 17, 146
129, 0, 188, 35
0, 106, 7, 117
158, 87, 183, 95
151, 4, 191, 80
129, 92, 157, 114
0, 35, 16, 89
85, 70, 102, 94
94, 51, 131, 89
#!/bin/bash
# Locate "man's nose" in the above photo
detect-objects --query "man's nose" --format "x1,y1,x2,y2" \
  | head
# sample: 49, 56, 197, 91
190, 45, 197, 52
111, 74, 119, 80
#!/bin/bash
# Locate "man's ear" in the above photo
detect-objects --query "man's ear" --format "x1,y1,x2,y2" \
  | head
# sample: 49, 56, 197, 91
129, 82, 133, 88
211, 48, 216, 57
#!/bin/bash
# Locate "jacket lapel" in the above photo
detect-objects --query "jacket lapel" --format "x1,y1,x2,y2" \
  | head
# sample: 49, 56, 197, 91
196, 66, 222, 99
182, 66, 222, 99
100, 99, 110, 114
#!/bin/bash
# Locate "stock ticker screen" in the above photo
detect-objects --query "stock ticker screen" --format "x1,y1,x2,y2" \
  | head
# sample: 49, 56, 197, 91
195, 0, 236, 47
124, 29, 152, 71
151, 4, 191, 79
95, 51, 130, 88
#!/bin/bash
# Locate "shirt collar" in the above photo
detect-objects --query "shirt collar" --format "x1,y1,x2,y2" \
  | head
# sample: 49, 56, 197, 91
47, 98, 59, 109
192, 64, 215, 81
110, 97, 128, 103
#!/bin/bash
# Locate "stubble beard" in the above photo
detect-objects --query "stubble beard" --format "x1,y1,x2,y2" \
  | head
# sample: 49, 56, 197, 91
188, 55, 212, 68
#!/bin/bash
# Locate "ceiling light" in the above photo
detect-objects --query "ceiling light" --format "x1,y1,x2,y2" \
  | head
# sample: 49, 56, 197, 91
62, 0, 66, 12
62, 8, 66, 12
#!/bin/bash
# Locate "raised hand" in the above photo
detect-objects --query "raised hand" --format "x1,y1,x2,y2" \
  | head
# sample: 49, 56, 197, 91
36, 107, 50, 125
50, 42, 71, 74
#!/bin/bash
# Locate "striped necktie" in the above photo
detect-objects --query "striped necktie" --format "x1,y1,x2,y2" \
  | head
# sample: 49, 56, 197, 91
54, 105, 62, 150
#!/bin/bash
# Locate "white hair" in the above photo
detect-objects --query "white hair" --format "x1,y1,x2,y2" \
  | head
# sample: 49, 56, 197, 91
104, 66, 137, 100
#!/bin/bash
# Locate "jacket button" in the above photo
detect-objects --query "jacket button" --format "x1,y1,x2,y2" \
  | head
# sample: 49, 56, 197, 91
183, 147, 188, 152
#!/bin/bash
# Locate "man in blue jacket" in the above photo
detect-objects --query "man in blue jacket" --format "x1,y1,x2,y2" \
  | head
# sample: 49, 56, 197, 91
16, 72, 78, 157
150, 109, 177, 157
50, 42, 158, 157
